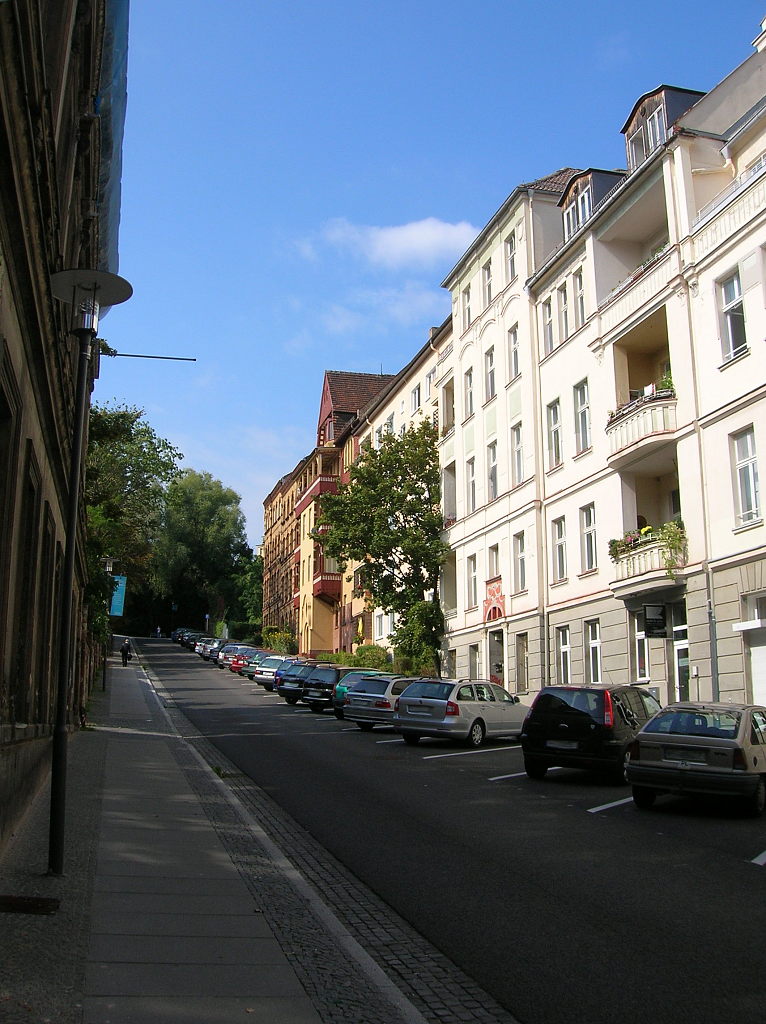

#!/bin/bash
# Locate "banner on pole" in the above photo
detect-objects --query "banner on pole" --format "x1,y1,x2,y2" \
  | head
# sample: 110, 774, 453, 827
110, 575, 127, 616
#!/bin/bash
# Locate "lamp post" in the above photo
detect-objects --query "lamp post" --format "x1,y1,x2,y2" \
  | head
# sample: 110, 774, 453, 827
48, 268, 132, 875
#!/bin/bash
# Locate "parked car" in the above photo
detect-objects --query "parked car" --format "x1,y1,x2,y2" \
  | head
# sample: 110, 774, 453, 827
241, 650, 276, 680
520, 683, 662, 780
180, 631, 204, 649
193, 636, 214, 655
202, 638, 227, 661
626, 701, 766, 816
277, 662, 322, 704
332, 668, 387, 718
228, 646, 262, 673
251, 655, 292, 690
393, 678, 530, 747
300, 665, 378, 712
344, 674, 412, 730
216, 642, 246, 669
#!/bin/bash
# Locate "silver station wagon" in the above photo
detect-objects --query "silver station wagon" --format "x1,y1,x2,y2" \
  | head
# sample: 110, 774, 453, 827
344, 674, 412, 731
393, 678, 530, 747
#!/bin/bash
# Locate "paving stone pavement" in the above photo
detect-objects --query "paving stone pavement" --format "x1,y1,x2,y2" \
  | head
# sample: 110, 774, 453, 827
0, 648, 521, 1024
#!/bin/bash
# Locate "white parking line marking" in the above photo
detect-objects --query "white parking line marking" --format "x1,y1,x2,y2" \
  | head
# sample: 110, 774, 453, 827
587, 797, 633, 813
422, 746, 520, 760
751, 850, 766, 866
489, 766, 563, 781
376, 738, 404, 744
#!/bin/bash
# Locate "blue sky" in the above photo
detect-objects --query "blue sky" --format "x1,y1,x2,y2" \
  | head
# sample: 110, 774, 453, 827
97, 1, 764, 546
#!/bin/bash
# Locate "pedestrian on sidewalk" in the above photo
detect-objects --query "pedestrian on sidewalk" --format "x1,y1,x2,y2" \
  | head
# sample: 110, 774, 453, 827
120, 639, 131, 666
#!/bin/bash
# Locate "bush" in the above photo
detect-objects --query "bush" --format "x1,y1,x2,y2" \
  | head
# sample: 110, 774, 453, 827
262, 626, 298, 654
353, 644, 391, 669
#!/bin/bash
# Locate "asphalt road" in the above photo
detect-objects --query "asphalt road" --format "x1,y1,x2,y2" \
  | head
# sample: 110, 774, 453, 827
138, 639, 766, 1024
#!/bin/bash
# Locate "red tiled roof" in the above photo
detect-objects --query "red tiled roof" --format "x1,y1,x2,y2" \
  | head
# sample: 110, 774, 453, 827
325, 370, 395, 414
519, 167, 582, 192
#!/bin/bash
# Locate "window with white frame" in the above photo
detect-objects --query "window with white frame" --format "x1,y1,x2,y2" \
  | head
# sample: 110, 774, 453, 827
573, 378, 591, 453
552, 516, 567, 582
585, 619, 601, 683
411, 384, 421, 413
508, 323, 520, 379
425, 367, 436, 399
511, 421, 523, 487
466, 554, 478, 608
574, 269, 585, 330
556, 625, 571, 685
466, 457, 476, 513
580, 502, 597, 572
462, 285, 472, 331
384, 413, 394, 434
374, 612, 385, 639
513, 531, 526, 592
374, 426, 383, 449
632, 612, 649, 680
719, 270, 747, 361
646, 105, 666, 151
628, 126, 647, 171
547, 399, 562, 469
542, 299, 554, 354
505, 230, 517, 282
464, 367, 474, 418
732, 426, 760, 525
487, 441, 498, 501
482, 260, 493, 307
515, 632, 528, 692
485, 346, 496, 401
488, 543, 500, 580
557, 283, 569, 341
468, 642, 481, 678
564, 188, 592, 239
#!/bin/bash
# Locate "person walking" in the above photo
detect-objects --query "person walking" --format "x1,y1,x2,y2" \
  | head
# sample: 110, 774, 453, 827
120, 639, 131, 666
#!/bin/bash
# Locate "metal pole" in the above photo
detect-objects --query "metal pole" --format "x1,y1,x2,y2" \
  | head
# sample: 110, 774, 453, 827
48, 328, 93, 875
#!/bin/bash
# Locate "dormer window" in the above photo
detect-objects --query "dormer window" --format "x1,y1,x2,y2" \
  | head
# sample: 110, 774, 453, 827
626, 100, 667, 171
563, 185, 592, 240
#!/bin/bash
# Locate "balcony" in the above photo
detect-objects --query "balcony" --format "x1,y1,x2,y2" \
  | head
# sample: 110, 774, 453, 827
313, 572, 342, 604
599, 246, 678, 337
608, 522, 686, 598
295, 475, 338, 517
606, 387, 677, 469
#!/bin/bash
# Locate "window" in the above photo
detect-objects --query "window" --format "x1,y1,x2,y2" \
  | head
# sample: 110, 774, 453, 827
720, 270, 747, 361
628, 126, 647, 171
556, 625, 571, 685
425, 367, 436, 399
733, 427, 760, 525
487, 441, 498, 501
488, 543, 500, 580
505, 230, 517, 282
546, 400, 562, 469
552, 517, 567, 582
580, 503, 597, 572
468, 643, 481, 678
482, 260, 492, 307
375, 612, 385, 639
374, 426, 383, 449
632, 612, 649, 681
513, 531, 526, 592
573, 379, 590, 454
585, 620, 601, 683
466, 554, 478, 608
564, 187, 592, 239
384, 413, 394, 434
484, 347, 496, 401
464, 367, 474, 418
515, 632, 528, 692
441, 378, 455, 435
462, 285, 472, 331
511, 422, 523, 486
557, 283, 569, 341
508, 324, 520, 379
466, 457, 476, 513
411, 384, 421, 413
574, 269, 585, 329
542, 299, 554, 354
646, 106, 666, 151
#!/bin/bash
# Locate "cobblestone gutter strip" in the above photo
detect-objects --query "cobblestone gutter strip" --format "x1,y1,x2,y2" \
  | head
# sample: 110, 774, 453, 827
153, 678, 521, 1024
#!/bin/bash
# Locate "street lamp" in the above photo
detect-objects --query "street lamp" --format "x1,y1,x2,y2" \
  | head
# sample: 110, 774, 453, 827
48, 268, 132, 875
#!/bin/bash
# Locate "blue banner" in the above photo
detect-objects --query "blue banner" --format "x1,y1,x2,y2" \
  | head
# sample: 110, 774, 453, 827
110, 575, 127, 616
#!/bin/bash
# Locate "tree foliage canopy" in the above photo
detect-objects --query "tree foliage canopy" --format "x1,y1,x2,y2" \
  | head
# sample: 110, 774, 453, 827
313, 419, 447, 671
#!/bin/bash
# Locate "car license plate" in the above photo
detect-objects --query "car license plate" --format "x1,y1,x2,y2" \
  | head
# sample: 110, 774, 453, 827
665, 747, 706, 764
308, 689, 322, 697
546, 740, 578, 750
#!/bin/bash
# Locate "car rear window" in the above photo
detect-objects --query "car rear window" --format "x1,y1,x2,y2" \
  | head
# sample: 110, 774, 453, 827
308, 668, 339, 683
401, 681, 453, 700
643, 709, 740, 738
351, 678, 389, 695
533, 688, 604, 720
260, 657, 284, 668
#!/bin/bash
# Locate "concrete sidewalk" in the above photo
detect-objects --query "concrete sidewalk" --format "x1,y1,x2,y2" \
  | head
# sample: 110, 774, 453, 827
0, 653, 389, 1024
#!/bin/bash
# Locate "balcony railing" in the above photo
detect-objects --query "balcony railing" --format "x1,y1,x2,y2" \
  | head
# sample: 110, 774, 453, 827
608, 522, 686, 586
313, 572, 342, 603
295, 475, 338, 517
606, 387, 676, 463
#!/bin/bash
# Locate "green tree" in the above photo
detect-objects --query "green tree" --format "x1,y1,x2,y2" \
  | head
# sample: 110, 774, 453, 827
313, 419, 447, 674
85, 404, 182, 638
152, 470, 251, 628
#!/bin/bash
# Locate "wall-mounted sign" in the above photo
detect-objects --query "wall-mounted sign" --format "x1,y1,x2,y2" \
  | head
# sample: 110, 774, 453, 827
110, 575, 127, 617
643, 603, 667, 638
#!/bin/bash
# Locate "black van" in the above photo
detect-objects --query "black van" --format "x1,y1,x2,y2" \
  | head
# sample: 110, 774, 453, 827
520, 684, 661, 780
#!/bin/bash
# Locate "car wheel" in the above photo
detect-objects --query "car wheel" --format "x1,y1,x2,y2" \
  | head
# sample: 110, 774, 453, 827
333, 708, 344, 720
632, 785, 656, 809
309, 704, 324, 713
465, 720, 486, 748
284, 695, 298, 705
357, 722, 374, 732
745, 777, 766, 818
402, 733, 420, 746
524, 756, 548, 779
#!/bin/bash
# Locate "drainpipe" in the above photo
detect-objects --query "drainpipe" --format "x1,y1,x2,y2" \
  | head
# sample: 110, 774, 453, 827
704, 561, 720, 701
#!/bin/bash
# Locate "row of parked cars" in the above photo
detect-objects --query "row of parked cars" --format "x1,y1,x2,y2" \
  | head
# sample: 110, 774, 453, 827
170, 630, 766, 817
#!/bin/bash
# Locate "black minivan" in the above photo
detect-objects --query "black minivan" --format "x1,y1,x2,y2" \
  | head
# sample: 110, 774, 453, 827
520, 684, 661, 780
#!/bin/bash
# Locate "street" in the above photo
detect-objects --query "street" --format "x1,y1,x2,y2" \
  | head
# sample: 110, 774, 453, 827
138, 639, 766, 1024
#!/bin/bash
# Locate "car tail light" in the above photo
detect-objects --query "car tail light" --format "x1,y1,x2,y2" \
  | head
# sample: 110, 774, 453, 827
603, 690, 614, 727
732, 748, 748, 771
394, 698, 400, 711
375, 699, 391, 709
445, 700, 460, 716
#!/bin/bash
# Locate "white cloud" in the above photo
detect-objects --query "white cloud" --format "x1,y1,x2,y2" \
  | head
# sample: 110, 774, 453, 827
318, 216, 479, 270
318, 282, 449, 337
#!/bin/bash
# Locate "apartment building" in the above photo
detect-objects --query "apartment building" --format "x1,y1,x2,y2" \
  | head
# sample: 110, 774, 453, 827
439, 17, 766, 705
262, 460, 308, 636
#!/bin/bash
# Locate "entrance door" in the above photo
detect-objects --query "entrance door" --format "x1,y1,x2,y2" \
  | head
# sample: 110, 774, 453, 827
488, 629, 504, 686
749, 628, 766, 705
674, 641, 690, 701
